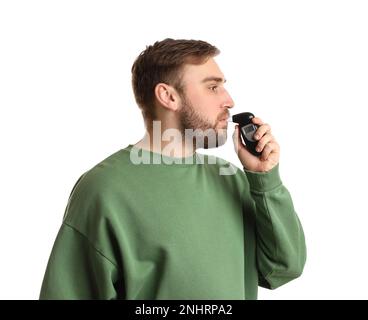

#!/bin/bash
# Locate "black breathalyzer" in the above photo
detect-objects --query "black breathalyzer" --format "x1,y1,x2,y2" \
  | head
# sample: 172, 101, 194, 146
232, 112, 261, 157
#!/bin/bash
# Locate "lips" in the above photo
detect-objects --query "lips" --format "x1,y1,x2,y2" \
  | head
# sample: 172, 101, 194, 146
219, 113, 230, 122
218, 118, 229, 128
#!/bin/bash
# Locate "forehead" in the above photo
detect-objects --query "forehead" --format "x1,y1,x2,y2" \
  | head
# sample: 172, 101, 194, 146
181, 58, 225, 82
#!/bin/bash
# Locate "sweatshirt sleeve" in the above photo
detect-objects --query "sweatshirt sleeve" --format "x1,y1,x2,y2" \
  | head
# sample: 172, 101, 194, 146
39, 223, 123, 300
243, 163, 307, 289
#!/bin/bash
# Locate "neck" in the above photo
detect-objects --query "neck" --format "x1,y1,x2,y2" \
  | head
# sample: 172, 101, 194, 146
133, 121, 196, 158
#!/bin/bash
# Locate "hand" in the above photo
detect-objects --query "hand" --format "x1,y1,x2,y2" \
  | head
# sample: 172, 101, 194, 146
232, 116, 280, 172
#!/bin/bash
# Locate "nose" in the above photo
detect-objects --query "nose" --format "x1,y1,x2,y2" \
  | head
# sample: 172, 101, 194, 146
222, 89, 235, 109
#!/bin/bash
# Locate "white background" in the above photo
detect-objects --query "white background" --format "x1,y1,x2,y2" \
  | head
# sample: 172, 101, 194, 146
1, 0, 367, 300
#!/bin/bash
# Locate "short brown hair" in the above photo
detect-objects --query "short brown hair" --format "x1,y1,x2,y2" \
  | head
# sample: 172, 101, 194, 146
131, 38, 220, 127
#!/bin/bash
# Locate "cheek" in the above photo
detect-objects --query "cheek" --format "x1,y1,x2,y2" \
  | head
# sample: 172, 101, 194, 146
184, 89, 205, 110
191, 89, 216, 110
185, 88, 220, 121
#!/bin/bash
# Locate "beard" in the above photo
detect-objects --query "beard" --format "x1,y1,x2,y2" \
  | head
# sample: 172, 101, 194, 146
178, 93, 228, 149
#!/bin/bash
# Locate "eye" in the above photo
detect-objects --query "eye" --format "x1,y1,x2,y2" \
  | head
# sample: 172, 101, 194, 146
209, 86, 218, 92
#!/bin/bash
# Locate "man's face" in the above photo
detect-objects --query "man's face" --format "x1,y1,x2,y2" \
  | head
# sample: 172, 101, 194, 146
177, 57, 234, 148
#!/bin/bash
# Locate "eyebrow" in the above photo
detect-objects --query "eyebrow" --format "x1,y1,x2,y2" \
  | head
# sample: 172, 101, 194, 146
201, 76, 227, 84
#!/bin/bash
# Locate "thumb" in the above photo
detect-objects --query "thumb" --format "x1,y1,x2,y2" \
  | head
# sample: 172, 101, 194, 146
232, 125, 244, 152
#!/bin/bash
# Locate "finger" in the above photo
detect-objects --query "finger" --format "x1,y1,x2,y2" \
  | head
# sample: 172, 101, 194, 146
254, 123, 272, 140
252, 117, 264, 126
263, 141, 280, 161
261, 142, 275, 161
256, 133, 274, 152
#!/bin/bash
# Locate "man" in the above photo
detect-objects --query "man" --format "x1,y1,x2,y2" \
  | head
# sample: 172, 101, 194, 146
40, 38, 306, 300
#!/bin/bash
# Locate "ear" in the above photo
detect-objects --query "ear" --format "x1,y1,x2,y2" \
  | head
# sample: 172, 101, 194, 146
154, 83, 181, 111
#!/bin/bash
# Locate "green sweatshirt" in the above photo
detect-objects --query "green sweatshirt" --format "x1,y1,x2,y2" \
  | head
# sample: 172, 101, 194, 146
39, 144, 306, 300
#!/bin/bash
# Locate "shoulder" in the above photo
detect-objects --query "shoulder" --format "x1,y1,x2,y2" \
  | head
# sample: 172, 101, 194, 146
62, 149, 130, 224
69, 150, 121, 193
